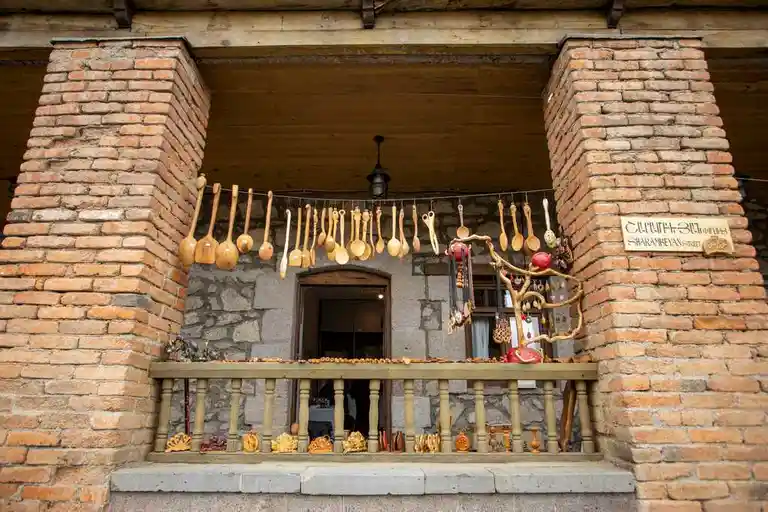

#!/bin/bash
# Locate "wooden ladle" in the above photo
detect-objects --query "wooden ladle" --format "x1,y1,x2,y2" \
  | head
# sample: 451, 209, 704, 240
368, 209, 376, 260
457, 203, 470, 238
236, 188, 254, 254
523, 201, 541, 252
258, 191, 274, 261
360, 210, 372, 261
398, 206, 409, 259
387, 204, 401, 257
350, 207, 366, 258
301, 204, 312, 268
335, 209, 349, 264
194, 182, 221, 265
215, 184, 239, 270
179, 173, 206, 268
543, 197, 557, 248
324, 208, 337, 253
289, 206, 303, 267
317, 207, 327, 247
310, 206, 318, 266
510, 203, 524, 252
279, 209, 291, 279
498, 199, 508, 251
375, 206, 385, 254
411, 204, 420, 253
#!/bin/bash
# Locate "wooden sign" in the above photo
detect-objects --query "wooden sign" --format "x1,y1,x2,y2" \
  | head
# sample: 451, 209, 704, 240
620, 216, 733, 254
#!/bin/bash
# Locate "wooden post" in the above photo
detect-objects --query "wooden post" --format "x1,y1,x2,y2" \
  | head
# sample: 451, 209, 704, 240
368, 379, 380, 452
439, 380, 451, 453
508, 380, 524, 453
153, 378, 173, 452
576, 380, 595, 453
261, 378, 275, 453
474, 381, 487, 453
333, 379, 344, 453
404, 379, 415, 453
544, 381, 558, 453
227, 378, 242, 452
191, 378, 208, 452
298, 378, 310, 452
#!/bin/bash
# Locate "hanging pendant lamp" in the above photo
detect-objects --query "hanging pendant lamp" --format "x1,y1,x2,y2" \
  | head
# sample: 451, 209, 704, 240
367, 135, 390, 199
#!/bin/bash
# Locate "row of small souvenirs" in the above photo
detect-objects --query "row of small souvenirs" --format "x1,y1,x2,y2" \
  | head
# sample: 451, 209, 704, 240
164, 425, 546, 454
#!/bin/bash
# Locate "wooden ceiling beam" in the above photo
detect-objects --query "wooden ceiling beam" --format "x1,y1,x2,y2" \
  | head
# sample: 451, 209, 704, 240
113, 0, 134, 29
606, 0, 624, 29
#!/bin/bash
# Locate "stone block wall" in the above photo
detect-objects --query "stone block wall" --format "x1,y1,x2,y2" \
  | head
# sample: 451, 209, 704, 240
544, 37, 767, 511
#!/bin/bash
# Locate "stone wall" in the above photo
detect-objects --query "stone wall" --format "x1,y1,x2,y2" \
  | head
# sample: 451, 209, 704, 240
174, 195, 571, 444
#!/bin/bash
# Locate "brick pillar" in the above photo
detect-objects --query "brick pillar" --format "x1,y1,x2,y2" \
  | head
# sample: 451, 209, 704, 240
545, 38, 767, 512
0, 39, 209, 511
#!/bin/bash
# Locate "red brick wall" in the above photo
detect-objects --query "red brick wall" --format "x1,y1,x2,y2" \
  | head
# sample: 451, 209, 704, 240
0, 39, 209, 511
545, 38, 767, 512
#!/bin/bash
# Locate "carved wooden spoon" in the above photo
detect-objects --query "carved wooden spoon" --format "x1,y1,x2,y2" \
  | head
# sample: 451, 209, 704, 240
324, 208, 337, 253
523, 201, 541, 252
215, 184, 239, 270
335, 209, 349, 264
498, 199, 508, 251
387, 204, 401, 257
258, 191, 274, 261
179, 173, 206, 268
456, 203, 470, 238
280, 209, 291, 279
411, 204, 420, 253
289, 206, 303, 267
301, 204, 311, 268
399, 206, 409, 259
195, 182, 221, 265
236, 188, 254, 254
543, 197, 557, 249
317, 207, 327, 247
375, 206, 385, 254
510, 203, 524, 252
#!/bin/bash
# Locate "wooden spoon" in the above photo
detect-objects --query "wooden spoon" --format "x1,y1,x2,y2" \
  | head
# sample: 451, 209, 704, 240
387, 204, 401, 257
411, 204, 420, 253
258, 191, 274, 261
457, 203, 470, 238
236, 188, 254, 254
289, 206, 302, 267
523, 201, 541, 252
215, 184, 239, 270
350, 207, 366, 258
179, 173, 206, 268
324, 208, 337, 253
543, 197, 557, 249
194, 182, 221, 264
510, 203, 524, 252
360, 210, 372, 261
335, 209, 349, 265
310, 206, 318, 266
301, 204, 311, 268
422, 211, 439, 255
368, 209, 376, 260
279, 209, 291, 279
498, 199, 508, 251
375, 206, 385, 254
398, 206, 409, 259
317, 207, 327, 247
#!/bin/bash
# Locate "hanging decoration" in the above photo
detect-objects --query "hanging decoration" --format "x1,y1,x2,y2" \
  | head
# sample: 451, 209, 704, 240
446, 240, 474, 333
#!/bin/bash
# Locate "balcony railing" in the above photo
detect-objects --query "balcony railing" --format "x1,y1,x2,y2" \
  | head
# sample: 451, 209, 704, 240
148, 361, 599, 462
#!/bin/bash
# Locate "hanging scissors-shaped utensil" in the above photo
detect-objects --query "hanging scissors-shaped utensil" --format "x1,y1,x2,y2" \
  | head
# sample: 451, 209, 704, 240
421, 211, 439, 255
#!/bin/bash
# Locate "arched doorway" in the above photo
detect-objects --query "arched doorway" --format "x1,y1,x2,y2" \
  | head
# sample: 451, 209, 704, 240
291, 266, 391, 439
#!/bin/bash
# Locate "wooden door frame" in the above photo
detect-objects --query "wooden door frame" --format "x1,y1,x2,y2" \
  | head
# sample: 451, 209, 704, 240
290, 265, 392, 436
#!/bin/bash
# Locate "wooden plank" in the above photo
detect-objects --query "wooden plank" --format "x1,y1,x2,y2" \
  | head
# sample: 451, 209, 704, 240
149, 362, 599, 381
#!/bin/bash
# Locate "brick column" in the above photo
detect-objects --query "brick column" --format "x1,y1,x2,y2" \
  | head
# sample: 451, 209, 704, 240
545, 38, 767, 512
0, 39, 209, 511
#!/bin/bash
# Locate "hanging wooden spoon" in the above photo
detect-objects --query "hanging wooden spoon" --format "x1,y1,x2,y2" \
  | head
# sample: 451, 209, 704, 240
387, 204, 401, 257
179, 173, 206, 268
523, 201, 541, 252
350, 207, 366, 258
258, 191, 274, 261
398, 206, 409, 259
335, 209, 349, 265
194, 182, 221, 264
317, 207, 327, 247
422, 211, 439, 255
236, 188, 254, 254
543, 197, 557, 249
310, 206, 318, 266
510, 203, 524, 252
368, 209, 376, 260
375, 206, 385, 254
411, 204, 420, 253
498, 199, 508, 251
289, 206, 303, 267
280, 209, 291, 279
301, 204, 311, 268
215, 184, 240, 270
360, 210, 372, 261
457, 203, 470, 238
324, 208, 337, 253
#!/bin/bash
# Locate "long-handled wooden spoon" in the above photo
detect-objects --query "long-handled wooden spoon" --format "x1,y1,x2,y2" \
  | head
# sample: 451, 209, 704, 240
543, 197, 557, 249
375, 206, 385, 254
498, 199, 508, 251
510, 203, 524, 252
301, 204, 311, 268
258, 191, 274, 261
179, 173, 206, 268
360, 210, 372, 261
215, 184, 240, 270
457, 203, 470, 238
195, 182, 221, 264
236, 188, 254, 254
280, 209, 291, 279
398, 206, 409, 259
411, 204, 420, 253
335, 209, 349, 265
289, 206, 303, 267
523, 201, 541, 252
324, 208, 337, 253
350, 207, 366, 258
387, 204, 401, 257
310, 206, 318, 266
317, 207, 327, 247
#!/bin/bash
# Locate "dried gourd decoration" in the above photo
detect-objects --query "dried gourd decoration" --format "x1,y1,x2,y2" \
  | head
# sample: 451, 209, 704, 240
455, 431, 470, 452
165, 433, 191, 452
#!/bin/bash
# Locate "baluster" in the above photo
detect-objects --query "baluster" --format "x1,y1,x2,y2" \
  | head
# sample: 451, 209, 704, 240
439, 380, 451, 453
404, 379, 415, 453
298, 379, 310, 452
368, 379, 380, 453
261, 378, 275, 453
227, 378, 242, 451
474, 381, 487, 453
507, 380, 523, 453
191, 378, 208, 452
576, 380, 595, 453
544, 381, 558, 453
333, 379, 345, 453
153, 378, 173, 452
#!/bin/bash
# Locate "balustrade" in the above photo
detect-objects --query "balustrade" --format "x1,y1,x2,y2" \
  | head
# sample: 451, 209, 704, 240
149, 361, 598, 462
